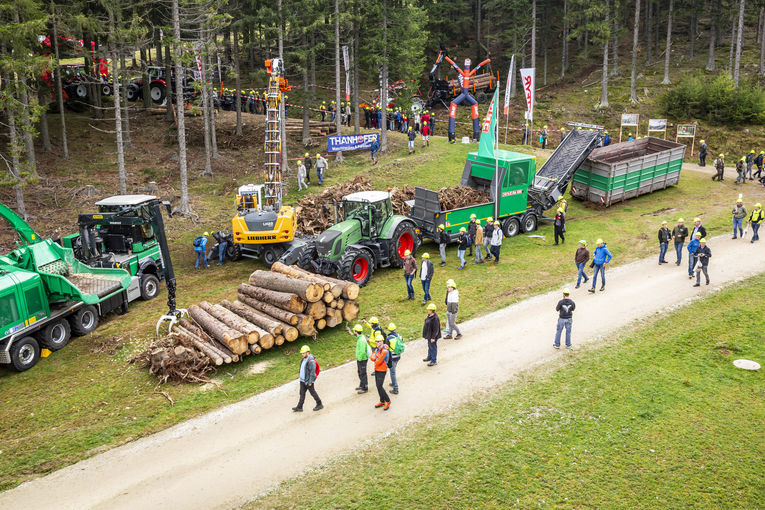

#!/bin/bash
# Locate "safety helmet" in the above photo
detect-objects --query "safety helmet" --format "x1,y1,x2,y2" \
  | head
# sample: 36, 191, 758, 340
353, 324, 364, 333
700, 238, 707, 243
736, 199, 743, 204
678, 218, 684, 223
596, 238, 603, 244
203, 231, 210, 236
470, 213, 476, 219
404, 249, 411, 256
375, 332, 385, 341
661, 220, 667, 225
487, 217, 493, 222
446, 280, 456, 288
695, 232, 702, 237
438, 224, 444, 230
305, 152, 309, 157
761, 151, 764, 154
422, 252, 430, 258
427, 303, 437, 311
408, 127, 412, 131
424, 121, 428, 125
740, 156, 746, 161
700, 139, 705, 144
386, 322, 396, 331
756, 203, 762, 208
369, 317, 379, 324
557, 208, 564, 213
719, 154, 724, 157
543, 125, 548, 129
562, 288, 570, 295
300, 345, 310, 353
316, 153, 321, 157
579, 240, 587, 245
459, 227, 466, 232
694, 217, 701, 222
475, 219, 481, 226
751, 150, 756, 153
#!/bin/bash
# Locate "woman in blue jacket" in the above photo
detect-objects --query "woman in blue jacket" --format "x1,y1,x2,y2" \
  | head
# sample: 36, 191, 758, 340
588, 238, 612, 293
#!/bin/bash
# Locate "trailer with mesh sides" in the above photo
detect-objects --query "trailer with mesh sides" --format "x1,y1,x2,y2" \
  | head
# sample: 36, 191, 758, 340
570, 137, 686, 207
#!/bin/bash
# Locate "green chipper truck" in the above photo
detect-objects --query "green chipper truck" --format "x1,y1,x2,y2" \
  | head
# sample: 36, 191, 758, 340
0, 204, 131, 372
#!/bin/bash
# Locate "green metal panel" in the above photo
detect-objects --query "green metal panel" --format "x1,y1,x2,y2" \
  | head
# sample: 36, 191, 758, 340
573, 158, 683, 192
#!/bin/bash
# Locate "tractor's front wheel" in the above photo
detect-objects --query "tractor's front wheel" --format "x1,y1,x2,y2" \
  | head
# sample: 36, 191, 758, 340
297, 241, 317, 272
338, 249, 374, 287
227, 243, 243, 261
389, 222, 417, 268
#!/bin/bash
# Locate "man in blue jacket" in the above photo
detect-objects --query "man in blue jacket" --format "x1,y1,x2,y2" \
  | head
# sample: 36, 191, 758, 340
194, 232, 209, 269
686, 232, 702, 279
588, 238, 612, 293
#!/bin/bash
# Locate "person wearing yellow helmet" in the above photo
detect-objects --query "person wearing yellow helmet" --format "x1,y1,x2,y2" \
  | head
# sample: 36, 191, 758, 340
749, 202, 764, 243
575, 240, 590, 288
483, 217, 495, 261
303, 152, 313, 184
553, 207, 566, 245
444, 279, 462, 339
422, 302, 441, 366
746, 149, 756, 180
490, 218, 504, 264
554, 288, 575, 349
693, 238, 711, 287
588, 238, 612, 293
732, 199, 747, 239
436, 225, 448, 266
735, 156, 746, 184
194, 231, 210, 269
473, 219, 485, 264
713, 153, 725, 181
457, 227, 469, 269
420, 252, 434, 304
347, 323, 370, 394
403, 248, 417, 300
690, 217, 707, 240
385, 322, 404, 394
370, 332, 392, 410
292, 345, 323, 412
755, 150, 764, 180
686, 232, 703, 279
658, 220, 671, 264
467, 214, 478, 258
315, 153, 328, 184
672, 218, 689, 265
297, 157, 307, 191
698, 139, 708, 166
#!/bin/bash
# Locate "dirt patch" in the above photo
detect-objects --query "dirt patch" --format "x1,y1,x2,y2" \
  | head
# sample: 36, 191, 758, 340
641, 207, 677, 217
248, 360, 275, 375
90, 336, 125, 356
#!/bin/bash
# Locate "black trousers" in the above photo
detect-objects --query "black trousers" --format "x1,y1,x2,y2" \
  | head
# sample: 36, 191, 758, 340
554, 227, 565, 244
357, 360, 368, 390
375, 371, 390, 403
297, 381, 321, 409
490, 244, 501, 262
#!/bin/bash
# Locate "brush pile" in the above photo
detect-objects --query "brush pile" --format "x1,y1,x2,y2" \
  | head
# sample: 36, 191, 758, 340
135, 262, 361, 383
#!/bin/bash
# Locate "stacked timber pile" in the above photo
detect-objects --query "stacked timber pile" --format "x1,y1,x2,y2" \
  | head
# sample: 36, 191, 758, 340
135, 262, 361, 382
284, 119, 335, 137
390, 184, 491, 214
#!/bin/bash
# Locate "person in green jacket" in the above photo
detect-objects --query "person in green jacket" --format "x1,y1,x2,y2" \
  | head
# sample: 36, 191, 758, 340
347, 323, 371, 394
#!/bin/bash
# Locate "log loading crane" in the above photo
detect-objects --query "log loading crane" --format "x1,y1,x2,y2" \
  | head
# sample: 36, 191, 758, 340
230, 58, 300, 267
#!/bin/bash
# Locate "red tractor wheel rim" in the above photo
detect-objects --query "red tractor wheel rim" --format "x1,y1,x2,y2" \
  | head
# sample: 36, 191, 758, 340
397, 232, 414, 258
352, 256, 369, 282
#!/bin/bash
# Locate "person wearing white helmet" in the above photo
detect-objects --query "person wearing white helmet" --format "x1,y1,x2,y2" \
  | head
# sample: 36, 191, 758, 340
554, 288, 575, 349
292, 345, 323, 412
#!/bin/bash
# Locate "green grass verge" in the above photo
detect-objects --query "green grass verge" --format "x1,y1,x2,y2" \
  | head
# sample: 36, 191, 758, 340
249, 273, 765, 510
0, 114, 762, 492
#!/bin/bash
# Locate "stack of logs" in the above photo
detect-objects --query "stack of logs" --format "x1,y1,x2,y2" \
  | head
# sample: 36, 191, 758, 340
165, 262, 361, 367
284, 119, 335, 137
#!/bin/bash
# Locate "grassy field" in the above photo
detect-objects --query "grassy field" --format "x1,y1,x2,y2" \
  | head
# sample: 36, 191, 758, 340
1, 111, 764, 491
249, 273, 765, 510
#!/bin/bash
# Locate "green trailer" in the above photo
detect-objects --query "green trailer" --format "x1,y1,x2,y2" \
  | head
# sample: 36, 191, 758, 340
570, 137, 686, 206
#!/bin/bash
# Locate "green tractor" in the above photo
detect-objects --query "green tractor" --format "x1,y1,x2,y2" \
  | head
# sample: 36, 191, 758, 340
293, 191, 419, 286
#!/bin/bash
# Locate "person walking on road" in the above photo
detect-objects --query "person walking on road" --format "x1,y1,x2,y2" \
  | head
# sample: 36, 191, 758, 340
553, 208, 566, 245
350, 324, 369, 394
457, 227, 469, 269
297, 161, 308, 191
588, 238, 612, 293
554, 288, 575, 349
292, 345, 323, 412
754, 151, 764, 180
370, 333, 391, 410
490, 220, 503, 264
658, 220, 671, 264
713, 154, 725, 181
419, 252, 434, 304
693, 239, 711, 287
403, 249, 416, 300
436, 224, 447, 267
574, 240, 590, 288
422, 303, 441, 366
732, 199, 747, 239
672, 218, 689, 265
686, 232, 701, 278
194, 232, 209, 269
407, 127, 417, 155
746, 150, 755, 180
483, 217, 494, 261
736, 156, 746, 184
749, 203, 764, 242
370, 138, 379, 166
698, 139, 708, 167
473, 220, 485, 264
443, 279, 462, 339
385, 323, 404, 394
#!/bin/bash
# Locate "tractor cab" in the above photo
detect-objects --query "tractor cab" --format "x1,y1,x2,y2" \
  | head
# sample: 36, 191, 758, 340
341, 191, 392, 238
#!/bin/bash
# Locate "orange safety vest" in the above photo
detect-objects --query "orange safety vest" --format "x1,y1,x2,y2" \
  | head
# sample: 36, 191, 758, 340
370, 345, 389, 372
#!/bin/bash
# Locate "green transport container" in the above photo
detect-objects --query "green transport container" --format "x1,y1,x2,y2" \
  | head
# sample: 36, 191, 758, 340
570, 137, 686, 206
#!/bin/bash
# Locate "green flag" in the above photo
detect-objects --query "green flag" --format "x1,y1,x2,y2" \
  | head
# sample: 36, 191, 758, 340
478, 87, 500, 158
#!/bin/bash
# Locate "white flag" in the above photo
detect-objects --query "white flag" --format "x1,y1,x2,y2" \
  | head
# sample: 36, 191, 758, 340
519, 67, 535, 122
503, 56, 515, 115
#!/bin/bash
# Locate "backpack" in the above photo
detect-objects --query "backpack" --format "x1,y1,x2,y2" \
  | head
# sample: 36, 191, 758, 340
193, 236, 203, 247
390, 334, 406, 355
314, 359, 321, 379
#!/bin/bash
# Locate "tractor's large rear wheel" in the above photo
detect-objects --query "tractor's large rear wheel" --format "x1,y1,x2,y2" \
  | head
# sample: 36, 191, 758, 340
150, 83, 166, 104
338, 249, 374, 287
389, 222, 417, 268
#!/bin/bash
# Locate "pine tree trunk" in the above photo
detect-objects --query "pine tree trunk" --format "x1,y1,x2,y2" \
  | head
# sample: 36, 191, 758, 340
206, 51, 219, 158
17, 80, 37, 178
38, 88, 51, 152
188, 305, 246, 354
661, 0, 673, 85
600, 2, 610, 108
142, 48, 152, 109
120, 53, 131, 148
760, 7, 765, 73
248, 270, 324, 302
277, 0, 289, 172
236, 293, 300, 325
5, 71, 26, 219
352, 11, 360, 135
707, 1, 718, 71
165, 44, 174, 122
172, 0, 191, 215
200, 31, 213, 177
237, 283, 306, 313
733, 0, 745, 87
646, 0, 652, 63
302, 56, 311, 145
689, 12, 696, 59
199, 301, 262, 345
630, 0, 641, 104
531, 0, 536, 70
334, 0, 344, 163
561, 0, 568, 79
310, 32, 316, 91
380, 0, 388, 153
109, 14, 127, 195
728, 13, 736, 76
610, 17, 620, 77
475, 0, 482, 61
51, 0, 69, 160
233, 28, 242, 136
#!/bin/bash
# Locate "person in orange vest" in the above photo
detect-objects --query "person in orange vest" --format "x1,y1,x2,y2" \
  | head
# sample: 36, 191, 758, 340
369, 332, 391, 410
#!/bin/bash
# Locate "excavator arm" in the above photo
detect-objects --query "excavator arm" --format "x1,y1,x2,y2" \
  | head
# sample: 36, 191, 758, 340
0, 203, 42, 247
263, 58, 284, 210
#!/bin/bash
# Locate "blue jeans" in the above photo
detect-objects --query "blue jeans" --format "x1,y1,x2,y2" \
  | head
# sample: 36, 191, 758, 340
554, 317, 572, 347
688, 254, 698, 276
576, 263, 589, 286
674, 242, 684, 263
659, 242, 668, 263
389, 357, 400, 391
592, 264, 605, 288
427, 339, 438, 363
752, 222, 761, 241
404, 274, 415, 298
195, 251, 208, 268
218, 241, 228, 265
421, 279, 431, 301
733, 217, 743, 237
475, 244, 484, 263
317, 167, 324, 184
457, 249, 466, 268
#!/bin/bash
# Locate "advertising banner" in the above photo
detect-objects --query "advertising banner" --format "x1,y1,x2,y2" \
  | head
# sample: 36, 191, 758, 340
503, 56, 515, 115
519, 67, 535, 120
327, 133, 379, 152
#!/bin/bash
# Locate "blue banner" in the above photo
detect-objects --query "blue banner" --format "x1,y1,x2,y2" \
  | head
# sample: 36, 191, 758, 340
327, 133, 379, 152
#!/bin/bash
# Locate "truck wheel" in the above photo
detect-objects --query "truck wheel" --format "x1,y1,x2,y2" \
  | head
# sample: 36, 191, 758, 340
227, 243, 243, 261
297, 241, 318, 272
140, 274, 160, 300
39, 320, 71, 351
521, 213, 538, 233
10, 337, 40, 372
262, 247, 284, 268
338, 249, 374, 287
70, 305, 99, 336
126, 84, 140, 101
101, 84, 112, 96
389, 222, 417, 268
150, 83, 166, 103
502, 217, 521, 238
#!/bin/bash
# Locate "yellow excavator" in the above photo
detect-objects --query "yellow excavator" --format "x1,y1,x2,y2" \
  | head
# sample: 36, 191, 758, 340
231, 58, 298, 266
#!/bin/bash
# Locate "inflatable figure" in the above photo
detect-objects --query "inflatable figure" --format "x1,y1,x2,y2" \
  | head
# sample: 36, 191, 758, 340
442, 51, 491, 143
